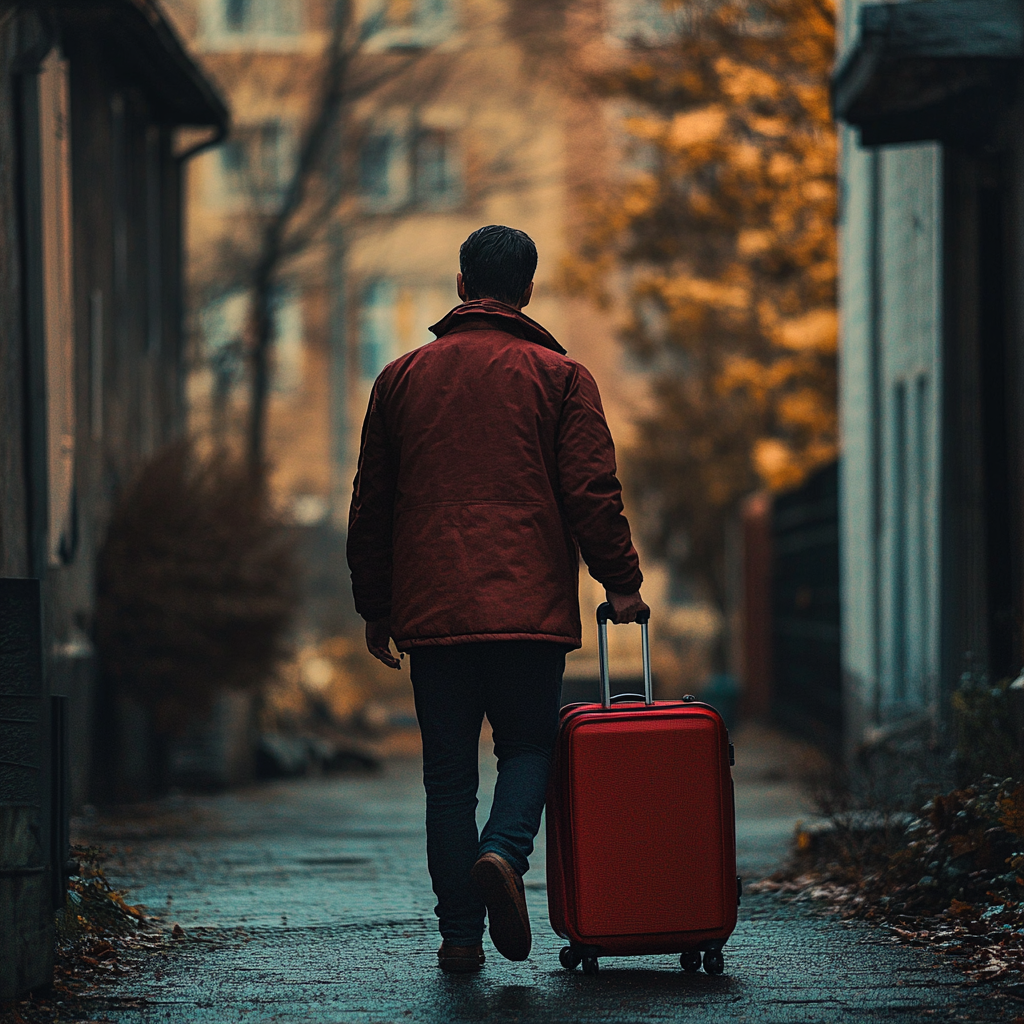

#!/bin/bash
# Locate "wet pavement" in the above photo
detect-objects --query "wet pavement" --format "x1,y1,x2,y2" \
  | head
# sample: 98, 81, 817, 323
78, 726, 1017, 1022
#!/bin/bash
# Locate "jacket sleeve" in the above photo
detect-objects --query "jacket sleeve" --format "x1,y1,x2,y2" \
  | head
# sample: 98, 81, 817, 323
347, 381, 397, 621
557, 363, 644, 594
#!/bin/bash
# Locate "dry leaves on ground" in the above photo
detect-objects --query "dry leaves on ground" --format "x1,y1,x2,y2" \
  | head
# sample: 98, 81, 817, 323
760, 775, 1024, 996
0, 846, 171, 1024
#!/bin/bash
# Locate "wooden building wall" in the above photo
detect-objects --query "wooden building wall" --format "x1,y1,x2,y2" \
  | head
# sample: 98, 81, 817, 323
57, 30, 188, 804
1, 0, 223, 998
0, 12, 32, 582
0, 10, 193, 812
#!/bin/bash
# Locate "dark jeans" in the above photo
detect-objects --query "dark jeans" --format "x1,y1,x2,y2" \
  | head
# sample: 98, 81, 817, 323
410, 641, 566, 946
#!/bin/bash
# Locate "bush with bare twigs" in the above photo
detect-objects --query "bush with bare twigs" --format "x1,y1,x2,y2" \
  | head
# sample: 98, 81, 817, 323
96, 440, 299, 735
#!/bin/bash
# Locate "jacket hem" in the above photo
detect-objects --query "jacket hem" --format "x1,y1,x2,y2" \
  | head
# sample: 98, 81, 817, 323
396, 632, 582, 652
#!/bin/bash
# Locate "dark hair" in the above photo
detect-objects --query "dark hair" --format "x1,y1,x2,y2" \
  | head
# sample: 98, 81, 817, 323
459, 225, 538, 306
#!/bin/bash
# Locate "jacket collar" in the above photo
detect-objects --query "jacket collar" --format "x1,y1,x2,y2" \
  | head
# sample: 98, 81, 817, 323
428, 299, 566, 355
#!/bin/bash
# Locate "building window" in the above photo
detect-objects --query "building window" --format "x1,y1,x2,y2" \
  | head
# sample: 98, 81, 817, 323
360, 134, 395, 197
359, 124, 462, 210
359, 130, 411, 207
202, 290, 248, 399
414, 128, 461, 205
359, 280, 397, 379
202, 287, 303, 393
211, 0, 301, 38
272, 289, 304, 393
357, 280, 447, 376
385, 0, 449, 28
607, 0, 679, 45
218, 121, 293, 207
364, 0, 454, 48
224, 0, 247, 31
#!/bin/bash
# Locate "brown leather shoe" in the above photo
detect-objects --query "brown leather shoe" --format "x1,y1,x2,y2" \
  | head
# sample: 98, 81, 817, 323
437, 942, 485, 973
470, 852, 531, 961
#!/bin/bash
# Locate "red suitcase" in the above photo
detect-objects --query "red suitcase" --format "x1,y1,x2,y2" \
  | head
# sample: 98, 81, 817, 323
546, 603, 739, 975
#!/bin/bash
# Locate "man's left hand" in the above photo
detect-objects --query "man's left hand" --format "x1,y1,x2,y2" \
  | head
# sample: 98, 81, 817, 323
366, 618, 402, 669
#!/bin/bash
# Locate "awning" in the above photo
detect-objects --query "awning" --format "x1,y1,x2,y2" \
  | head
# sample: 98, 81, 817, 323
833, 0, 1024, 146
42, 0, 229, 129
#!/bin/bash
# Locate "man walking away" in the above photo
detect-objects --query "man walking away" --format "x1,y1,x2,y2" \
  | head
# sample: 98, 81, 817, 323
347, 224, 647, 972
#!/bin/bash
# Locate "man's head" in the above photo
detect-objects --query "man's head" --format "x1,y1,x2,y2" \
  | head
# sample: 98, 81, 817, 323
458, 225, 537, 308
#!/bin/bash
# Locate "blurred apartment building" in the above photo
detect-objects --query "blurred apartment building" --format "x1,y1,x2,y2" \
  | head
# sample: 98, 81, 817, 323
164, 0, 719, 694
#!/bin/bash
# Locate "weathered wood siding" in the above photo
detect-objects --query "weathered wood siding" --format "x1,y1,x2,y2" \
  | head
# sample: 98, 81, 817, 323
55, 34, 187, 805
0, 10, 193, 809
0, 11, 31, 579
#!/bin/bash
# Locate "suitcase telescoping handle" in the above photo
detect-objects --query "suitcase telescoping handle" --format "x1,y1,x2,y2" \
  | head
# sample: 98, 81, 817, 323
596, 603, 653, 708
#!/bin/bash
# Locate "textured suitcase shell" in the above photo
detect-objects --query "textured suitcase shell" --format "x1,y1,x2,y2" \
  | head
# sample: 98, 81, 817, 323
546, 699, 738, 956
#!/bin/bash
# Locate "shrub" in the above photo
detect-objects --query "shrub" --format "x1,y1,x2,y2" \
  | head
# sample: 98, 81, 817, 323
953, 675, 1022, 782
791, 775, 1024, 915
96, 440, 299, 734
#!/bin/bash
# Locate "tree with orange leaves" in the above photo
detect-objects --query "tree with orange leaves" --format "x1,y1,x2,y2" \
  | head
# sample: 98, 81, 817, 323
566, 0, 836, 614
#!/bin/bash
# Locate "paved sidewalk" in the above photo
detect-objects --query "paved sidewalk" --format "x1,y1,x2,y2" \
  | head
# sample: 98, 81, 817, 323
75, 727, 1016, 1023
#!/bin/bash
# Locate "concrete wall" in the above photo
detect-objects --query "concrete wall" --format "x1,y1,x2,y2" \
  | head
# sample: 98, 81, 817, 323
837, 0, 944, 752
875, 146, 942, 728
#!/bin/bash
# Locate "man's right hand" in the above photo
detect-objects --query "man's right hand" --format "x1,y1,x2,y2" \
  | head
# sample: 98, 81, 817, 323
366, 618, 402, 669
605, 589, 649, 624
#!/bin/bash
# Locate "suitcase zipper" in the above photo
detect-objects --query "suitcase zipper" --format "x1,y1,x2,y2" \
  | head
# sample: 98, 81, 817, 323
559, 699, 723, 729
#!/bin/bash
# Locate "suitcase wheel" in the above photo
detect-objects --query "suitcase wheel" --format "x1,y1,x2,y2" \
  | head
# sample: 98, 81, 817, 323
581, 956, 600, 976
559, 946, 582, 971
702, 949, 725, 975
680, 951, 701, 973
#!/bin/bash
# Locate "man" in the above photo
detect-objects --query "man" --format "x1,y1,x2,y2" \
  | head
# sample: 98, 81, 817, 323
347, 225, 647, 973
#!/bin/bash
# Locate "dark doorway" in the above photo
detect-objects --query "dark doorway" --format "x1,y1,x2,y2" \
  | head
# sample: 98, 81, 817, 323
976, 159, 1021, 681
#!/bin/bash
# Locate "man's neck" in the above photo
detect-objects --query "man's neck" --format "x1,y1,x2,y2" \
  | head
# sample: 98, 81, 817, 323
464, 296, 524, 311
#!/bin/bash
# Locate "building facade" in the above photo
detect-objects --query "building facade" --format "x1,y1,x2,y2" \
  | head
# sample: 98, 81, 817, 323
0, 0, 225, 996
836, 0, 1024, 771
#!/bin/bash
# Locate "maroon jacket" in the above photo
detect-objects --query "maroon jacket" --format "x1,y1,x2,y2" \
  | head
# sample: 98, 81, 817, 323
347, 299, 643, 651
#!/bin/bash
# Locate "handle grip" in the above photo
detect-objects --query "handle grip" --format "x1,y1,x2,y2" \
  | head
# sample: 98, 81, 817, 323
596, 604, 653, 708
596, 602, 650, 625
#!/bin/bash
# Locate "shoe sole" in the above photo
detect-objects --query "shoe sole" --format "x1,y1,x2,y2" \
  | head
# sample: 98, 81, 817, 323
471, 854, 531, 961
438, 957, 484, 973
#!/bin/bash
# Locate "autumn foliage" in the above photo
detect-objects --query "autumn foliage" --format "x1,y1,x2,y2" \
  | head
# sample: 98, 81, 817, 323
764, 774, 1024, 987
567, 0, 837, 602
